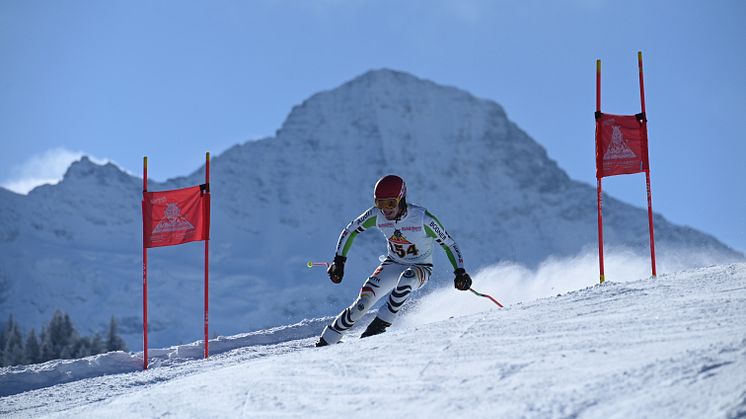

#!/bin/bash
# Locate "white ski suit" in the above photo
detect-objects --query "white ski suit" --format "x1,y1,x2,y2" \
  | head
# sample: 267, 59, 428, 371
320, 203, 464, 344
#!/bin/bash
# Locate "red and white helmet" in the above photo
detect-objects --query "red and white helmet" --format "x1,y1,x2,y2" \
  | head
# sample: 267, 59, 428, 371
373, 175, 406, 201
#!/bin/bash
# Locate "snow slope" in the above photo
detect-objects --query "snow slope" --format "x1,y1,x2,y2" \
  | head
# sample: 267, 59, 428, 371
0, 69, 742, 350
2, 262, 744, 418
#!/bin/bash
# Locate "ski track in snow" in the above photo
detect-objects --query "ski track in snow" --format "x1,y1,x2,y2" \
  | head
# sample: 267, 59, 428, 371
1, 264, 745, 418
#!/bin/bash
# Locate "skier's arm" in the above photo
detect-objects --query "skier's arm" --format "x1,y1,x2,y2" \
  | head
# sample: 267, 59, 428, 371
335, 207, 378, 258
328, 208, 377, 284
423, 210, 465, 271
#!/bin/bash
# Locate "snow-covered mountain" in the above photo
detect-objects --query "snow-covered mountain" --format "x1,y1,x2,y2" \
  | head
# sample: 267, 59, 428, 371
2, 263, 745, 417
0, 69, 741, 349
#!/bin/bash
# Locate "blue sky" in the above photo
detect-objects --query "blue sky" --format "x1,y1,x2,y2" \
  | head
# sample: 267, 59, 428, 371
1, 0, 744, 253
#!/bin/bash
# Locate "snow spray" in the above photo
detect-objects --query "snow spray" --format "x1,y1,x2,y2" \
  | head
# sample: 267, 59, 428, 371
400, 246, 732, 328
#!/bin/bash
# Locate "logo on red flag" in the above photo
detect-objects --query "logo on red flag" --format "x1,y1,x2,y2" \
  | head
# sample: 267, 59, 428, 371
153, 203, 195, 234
604, 125, 637, 160
142, 185, 210, 248
596, 114, 649, 178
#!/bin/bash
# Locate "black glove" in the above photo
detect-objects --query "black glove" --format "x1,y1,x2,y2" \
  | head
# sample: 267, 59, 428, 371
454, 268, 472, 291
327, 255, 347, 284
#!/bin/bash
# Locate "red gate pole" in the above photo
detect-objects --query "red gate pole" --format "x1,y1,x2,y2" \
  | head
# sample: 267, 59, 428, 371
204, 152, 210, 358
596, 59, 605, 284
638, 51, 657, 278
143, 156, 149, 370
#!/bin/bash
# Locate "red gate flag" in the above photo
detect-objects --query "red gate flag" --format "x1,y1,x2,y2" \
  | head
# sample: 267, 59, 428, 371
142, 153, 211, 370
595, 113, 649, 179
142, 185, 210, 248
594, 52, 657, 284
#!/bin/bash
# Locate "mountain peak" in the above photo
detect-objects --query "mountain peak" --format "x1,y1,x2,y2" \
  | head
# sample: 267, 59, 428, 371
64, 156, 96, 177
39, 156, 140, 196
62, 156, 125, 181
345, 68, 430, 86
276, 68, 505, 149
337, 68, 473, 101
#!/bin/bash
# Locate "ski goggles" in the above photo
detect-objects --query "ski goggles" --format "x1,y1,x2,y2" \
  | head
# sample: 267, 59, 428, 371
375, 198, 400, 211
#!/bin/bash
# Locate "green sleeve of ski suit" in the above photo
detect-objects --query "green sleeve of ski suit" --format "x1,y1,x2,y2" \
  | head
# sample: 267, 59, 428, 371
423, 210, 465, 271
335, 207, 378, 257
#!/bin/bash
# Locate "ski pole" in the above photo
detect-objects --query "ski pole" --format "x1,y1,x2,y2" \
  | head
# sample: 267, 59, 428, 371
468, 288, 504, 308
307, 261, 330, 268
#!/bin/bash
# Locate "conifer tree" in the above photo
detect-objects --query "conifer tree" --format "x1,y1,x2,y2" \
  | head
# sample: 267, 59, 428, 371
72, 336, 92, 358
25, 329, 41, 365
45, 311, 78, 359
0, 315, 8, 366
106, 316, 127, 352
91, 333, 105, 355
61, 313, 77, 358
2, 311, 127, 366
2, 318, 24, 366
39, 326, 55, 362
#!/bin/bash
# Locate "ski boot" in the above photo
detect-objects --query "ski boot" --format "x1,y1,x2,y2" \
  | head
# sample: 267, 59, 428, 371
360, 317, 391, 338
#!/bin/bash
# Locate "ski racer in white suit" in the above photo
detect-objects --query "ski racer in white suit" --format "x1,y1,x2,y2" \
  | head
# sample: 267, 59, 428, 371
316, 175, 473, 347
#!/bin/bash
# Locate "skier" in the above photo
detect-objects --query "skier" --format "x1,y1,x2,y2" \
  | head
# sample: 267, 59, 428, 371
316, 174, 472, 347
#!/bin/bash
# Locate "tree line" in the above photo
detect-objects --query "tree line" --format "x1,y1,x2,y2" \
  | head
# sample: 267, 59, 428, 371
0, 311, 127, 367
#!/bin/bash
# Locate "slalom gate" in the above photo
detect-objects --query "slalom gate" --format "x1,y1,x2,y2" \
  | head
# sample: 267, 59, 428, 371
595, 52, 657, 284
141, 153, 211, 370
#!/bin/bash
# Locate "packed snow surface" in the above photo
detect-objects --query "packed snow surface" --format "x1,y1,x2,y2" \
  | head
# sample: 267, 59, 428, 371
2, 263, 744, 418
